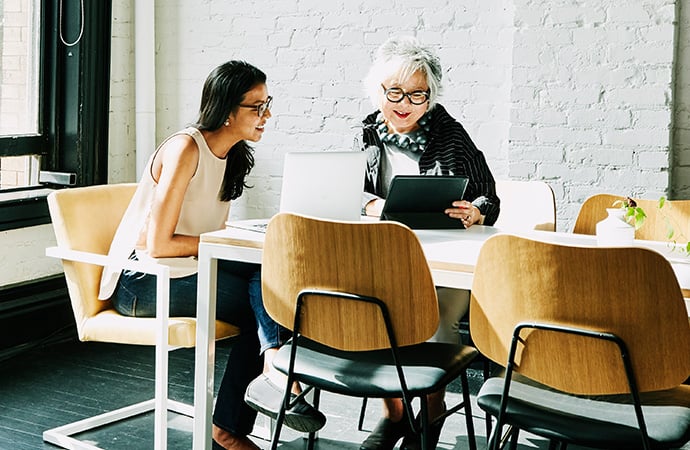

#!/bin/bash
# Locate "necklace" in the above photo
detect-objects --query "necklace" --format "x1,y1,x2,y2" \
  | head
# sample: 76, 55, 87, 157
376, 113, 431, 153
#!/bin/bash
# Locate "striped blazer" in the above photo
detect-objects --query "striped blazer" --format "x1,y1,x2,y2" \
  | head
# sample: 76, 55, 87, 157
361, 104, 501, 225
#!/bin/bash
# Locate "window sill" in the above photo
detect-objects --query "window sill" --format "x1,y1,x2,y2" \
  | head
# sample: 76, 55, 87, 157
0, 186, 56, 231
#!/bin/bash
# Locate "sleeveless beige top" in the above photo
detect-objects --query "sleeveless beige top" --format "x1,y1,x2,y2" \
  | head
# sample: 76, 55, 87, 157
98, 127, 230, 300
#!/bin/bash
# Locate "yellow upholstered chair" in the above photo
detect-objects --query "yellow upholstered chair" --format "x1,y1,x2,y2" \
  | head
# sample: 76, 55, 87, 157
44, 183, 239, 449
471, 234, 690, 449
262, 212, 479, 450
494, 180, 556, 232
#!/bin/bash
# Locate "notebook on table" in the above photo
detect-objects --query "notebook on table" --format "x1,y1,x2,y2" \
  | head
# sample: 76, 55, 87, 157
380, 175, 469, 229
226, 151, 367, 233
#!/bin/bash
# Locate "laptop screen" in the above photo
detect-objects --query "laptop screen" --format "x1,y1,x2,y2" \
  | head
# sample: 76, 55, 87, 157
279, 151, 367, 221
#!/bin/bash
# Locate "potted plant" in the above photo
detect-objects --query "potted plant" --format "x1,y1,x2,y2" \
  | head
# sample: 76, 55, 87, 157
612, 197, 647, 230
657, 197, 690, 254
596, 197, 645, 246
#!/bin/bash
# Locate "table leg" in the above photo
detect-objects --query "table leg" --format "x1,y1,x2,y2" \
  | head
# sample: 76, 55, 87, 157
193, 247, 218, 450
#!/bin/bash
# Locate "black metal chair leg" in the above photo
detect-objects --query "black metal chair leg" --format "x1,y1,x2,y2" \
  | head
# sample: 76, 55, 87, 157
270, 400, 288, 450
460, 371, 477, 450
306, 388, 322, 450
483, 358, 493, 439
487, 421, 501, 450
357, 397, 368, 431
507, 427, 519, 450
419, 396, 429, 450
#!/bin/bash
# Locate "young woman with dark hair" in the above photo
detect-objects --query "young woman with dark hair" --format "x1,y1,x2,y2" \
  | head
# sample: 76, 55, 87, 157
100, 60, 324, 449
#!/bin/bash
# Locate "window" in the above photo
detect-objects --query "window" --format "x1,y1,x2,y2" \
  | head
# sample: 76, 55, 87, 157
0, 0, 41, 190
0, 1, 40, 137
0, 0, 112, 231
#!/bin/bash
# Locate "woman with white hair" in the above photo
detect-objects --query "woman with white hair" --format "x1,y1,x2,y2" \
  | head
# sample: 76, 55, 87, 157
358, 36, 500, 450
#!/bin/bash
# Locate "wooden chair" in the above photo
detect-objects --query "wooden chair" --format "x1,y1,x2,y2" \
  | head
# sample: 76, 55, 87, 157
571, 193, 621, 235
494, 180, 556, 232
574, 194, 690, 298
261, 212, 479, 450
575, 194, 690, 242
44, 183, 239, 449
452, 179, 557, 439
632, 198, 690, 243
471, 234, 690, 450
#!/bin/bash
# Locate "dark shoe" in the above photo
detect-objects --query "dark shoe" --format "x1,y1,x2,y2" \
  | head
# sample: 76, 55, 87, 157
360, 411, 413, 450
400, 410, 446, 450
244, 374, 326, 433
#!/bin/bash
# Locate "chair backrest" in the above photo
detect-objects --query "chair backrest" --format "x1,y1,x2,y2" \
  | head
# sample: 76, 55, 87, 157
47, 184, 137, 336
573, 194, 690, 242
633, 197, 690, 242
494, 180, 556, 232
572, 193, 622, 235
470, 234, 690, 395
261, 212, 439, 351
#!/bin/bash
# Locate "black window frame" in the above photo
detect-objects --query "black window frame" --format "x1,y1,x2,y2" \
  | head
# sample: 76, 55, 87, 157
0, 0, 112, 231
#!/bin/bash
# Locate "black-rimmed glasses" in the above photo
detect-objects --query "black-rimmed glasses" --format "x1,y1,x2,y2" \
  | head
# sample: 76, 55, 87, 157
381, 85, 430, 105
239, 96, 273, 117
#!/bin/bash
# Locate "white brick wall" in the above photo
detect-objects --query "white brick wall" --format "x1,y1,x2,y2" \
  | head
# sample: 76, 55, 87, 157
6, 0, 690, 285
674, 0, 690, 198
509, 0, 679, 231
118, 0, 515, 220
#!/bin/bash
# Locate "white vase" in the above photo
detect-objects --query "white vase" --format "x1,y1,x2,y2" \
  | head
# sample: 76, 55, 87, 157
596, 208, 635, 246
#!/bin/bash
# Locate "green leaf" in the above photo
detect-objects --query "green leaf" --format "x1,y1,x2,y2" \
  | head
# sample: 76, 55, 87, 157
632, 207, 646, 230
659, 196, 666, 209
667, 228, 675, 240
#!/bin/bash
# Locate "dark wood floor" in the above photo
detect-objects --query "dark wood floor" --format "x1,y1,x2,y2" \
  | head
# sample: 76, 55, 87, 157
2, 335, 680, 450
0, 337, 226, 450
0, 334, 491, 450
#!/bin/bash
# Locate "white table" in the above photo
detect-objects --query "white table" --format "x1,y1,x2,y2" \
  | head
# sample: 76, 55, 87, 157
192, 224, 690, 449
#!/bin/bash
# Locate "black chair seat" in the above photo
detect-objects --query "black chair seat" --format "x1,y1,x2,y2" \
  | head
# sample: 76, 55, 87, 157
273, 337, 478, 398
478, 377, 690, 449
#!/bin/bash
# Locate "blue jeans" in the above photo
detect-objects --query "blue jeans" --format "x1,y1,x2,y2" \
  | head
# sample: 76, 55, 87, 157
111, 259, 288, 436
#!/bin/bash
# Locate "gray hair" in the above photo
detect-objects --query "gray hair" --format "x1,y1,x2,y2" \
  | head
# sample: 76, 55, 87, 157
364, 36, 443, 111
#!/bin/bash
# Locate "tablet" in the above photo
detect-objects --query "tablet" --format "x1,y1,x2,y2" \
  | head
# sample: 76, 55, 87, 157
381, 175, 469, 229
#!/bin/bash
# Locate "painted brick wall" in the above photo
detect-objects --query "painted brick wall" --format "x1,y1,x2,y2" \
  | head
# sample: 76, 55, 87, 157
674, 1, 690, 199
107, 0, 687, 231
509, 0, 678, 230
135, 0, 514, 220
5, 0, 690, 286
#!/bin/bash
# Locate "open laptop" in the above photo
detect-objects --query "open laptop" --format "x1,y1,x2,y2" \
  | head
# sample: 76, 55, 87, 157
226, 151, 367, 233
381, 175, 469, 229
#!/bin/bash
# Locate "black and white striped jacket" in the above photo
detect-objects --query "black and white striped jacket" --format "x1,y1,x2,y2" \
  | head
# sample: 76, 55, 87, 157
361, 104, 501, 225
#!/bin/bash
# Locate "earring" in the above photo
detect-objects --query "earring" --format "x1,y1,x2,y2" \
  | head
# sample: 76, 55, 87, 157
224, 119, 230, 127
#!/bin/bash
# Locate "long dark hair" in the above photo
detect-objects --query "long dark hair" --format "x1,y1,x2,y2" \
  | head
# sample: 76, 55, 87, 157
193, 60, 266, 201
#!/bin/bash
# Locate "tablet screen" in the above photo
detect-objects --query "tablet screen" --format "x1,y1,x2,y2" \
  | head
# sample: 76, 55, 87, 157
381, 175, 469, 229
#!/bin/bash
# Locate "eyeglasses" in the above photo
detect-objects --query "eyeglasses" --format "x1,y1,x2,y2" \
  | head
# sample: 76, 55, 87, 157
381, 85, 430, 105
238, 96, 273, 117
